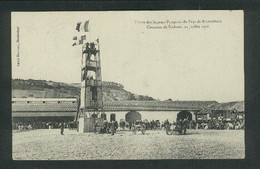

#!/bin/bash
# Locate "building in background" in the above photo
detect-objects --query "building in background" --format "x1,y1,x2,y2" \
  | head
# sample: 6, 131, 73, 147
12, 98, 243, 129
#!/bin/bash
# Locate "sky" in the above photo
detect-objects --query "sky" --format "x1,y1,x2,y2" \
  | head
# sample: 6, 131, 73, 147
12, 11, 244, 102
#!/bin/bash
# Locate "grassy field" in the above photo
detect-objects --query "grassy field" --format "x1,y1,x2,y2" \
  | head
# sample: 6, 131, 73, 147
12, 129, 244, 160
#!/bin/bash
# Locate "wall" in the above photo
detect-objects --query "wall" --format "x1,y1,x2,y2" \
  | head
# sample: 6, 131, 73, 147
104, 111, 196, 123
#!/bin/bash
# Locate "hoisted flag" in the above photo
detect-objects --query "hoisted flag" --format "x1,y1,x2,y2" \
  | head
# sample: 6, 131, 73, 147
79, 39, 83, 45
72, 20, 90, 47
84, 21, 89, 32
72, 42, 77, 46
72, 39, 82, 46
72, 36, 87, 46
76, 22, 81, 32
81, 35, 86, 40
75, 20, 89, 32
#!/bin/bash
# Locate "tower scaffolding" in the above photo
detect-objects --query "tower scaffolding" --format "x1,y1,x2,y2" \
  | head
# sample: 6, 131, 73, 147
78, 38, 104, 132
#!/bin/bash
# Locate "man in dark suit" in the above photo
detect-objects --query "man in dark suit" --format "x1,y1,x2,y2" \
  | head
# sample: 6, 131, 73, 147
60, 122, 65, 135
129, 121, 132, 131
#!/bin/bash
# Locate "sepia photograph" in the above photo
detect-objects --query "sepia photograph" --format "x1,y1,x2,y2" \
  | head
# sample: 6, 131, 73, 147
11, 11, 244, 160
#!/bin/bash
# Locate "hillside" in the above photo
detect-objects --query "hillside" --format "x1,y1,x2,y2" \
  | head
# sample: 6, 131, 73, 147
12, 79, 155, 101
207, 101, 244, 112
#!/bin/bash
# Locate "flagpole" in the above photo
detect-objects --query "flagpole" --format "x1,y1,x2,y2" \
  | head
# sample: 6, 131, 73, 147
89, 20, 91, 43
97, 37, 104, 113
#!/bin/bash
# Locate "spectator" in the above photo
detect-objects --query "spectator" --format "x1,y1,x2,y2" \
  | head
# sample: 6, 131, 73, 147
204, 123, 209, 130
196, 123, 199, 130
94, 121, 98, 134
129, 121, 132, 131
18, 125, 22, 131
59, 122, 65, 135
28, 124, 32, 131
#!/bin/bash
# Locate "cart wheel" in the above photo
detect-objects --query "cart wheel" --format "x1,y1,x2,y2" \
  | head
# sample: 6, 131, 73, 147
166, 129, 173, 135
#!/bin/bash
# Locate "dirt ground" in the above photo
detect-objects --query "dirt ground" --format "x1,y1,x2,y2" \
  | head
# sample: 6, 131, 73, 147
12, 129, 244, 160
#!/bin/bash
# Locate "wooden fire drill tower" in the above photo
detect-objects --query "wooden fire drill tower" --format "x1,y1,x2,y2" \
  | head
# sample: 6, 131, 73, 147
78, 41, 104, 133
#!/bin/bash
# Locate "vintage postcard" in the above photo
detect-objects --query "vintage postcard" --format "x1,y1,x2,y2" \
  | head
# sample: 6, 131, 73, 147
12, 11, 244, 160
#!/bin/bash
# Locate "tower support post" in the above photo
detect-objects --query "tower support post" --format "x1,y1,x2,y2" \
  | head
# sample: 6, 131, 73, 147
78, 40, 104, 133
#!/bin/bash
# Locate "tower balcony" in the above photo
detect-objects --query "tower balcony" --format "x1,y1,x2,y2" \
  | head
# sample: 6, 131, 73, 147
81, 60, 101, 70
89, 100, 103, 109
86, 60, 100, 67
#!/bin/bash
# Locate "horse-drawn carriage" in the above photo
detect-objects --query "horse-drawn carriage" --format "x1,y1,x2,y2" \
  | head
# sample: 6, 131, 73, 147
68, 121, 78, 130
132, 120, 146, 134
165, 119, 188, 135
99, 120, 118, 135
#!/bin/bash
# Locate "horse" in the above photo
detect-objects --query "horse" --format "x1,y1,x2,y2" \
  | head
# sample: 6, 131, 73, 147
68, 121, 77, 130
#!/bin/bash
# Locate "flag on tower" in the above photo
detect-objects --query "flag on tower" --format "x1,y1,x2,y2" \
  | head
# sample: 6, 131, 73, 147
79, 39, 83, 45
81, 35, 86, 40
72, 39, 82, 46
84, 20, 89, 32
72, 36, 87, 46
75, 20, 89, 32
76, 22, 81, 32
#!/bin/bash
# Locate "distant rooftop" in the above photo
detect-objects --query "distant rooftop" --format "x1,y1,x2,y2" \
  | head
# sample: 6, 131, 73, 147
12, 98, 218, 112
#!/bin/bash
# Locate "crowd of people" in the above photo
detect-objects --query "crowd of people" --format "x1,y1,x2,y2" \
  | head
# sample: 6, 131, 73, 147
13, 113, 245, 133
190, 114, 245, 130
98, 120, 118, 134
119, 115, 245, 131
119, 120, 162, 131
13, 121, 68, 131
